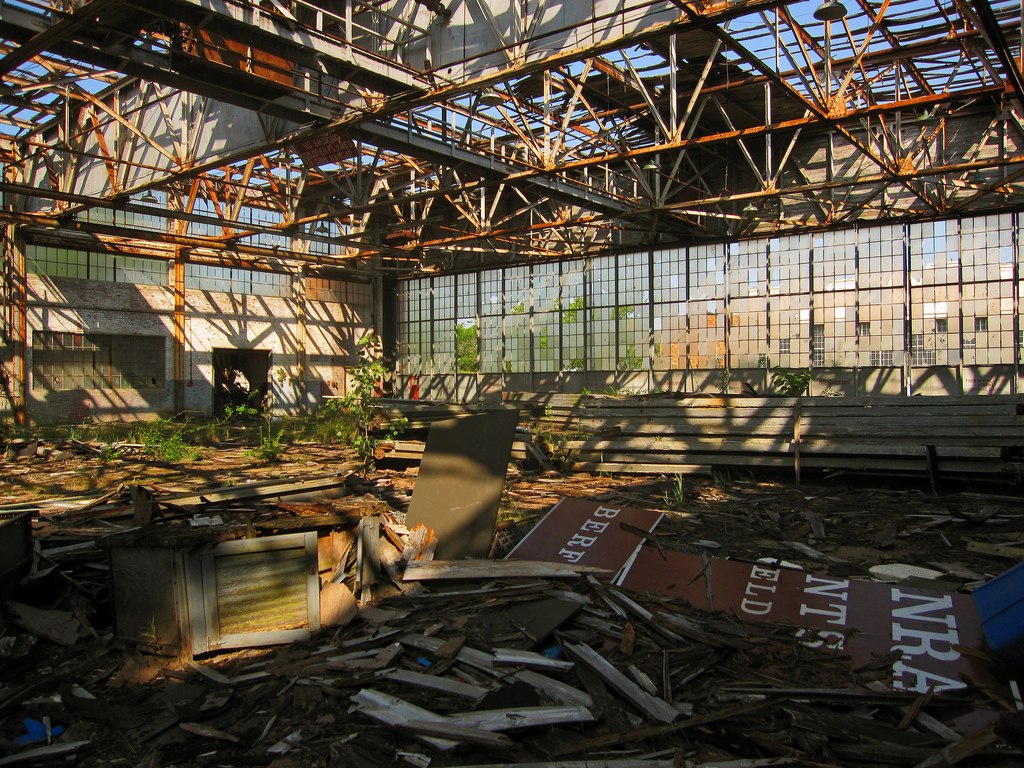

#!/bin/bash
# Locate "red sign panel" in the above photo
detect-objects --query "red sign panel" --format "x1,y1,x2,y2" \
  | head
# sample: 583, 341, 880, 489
513, 498, 1023, 732
619, 547, 998, 694
506, 497, 663, 581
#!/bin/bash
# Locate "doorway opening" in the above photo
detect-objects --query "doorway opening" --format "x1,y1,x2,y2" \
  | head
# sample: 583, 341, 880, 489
213, 348, 270, 416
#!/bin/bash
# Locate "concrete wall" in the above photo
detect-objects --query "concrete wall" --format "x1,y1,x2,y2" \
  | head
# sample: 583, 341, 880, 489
20, 273, 370, 424
25, 276, 177, 423
397, 364, 1022, 402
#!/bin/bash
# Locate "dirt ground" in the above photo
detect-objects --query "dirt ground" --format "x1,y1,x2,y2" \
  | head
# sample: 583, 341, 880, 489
5, 438, 1022, 580
1, 439, 1023, 766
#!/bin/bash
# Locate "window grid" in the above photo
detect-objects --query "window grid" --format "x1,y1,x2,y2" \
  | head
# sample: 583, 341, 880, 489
587, 256, 617, 369
480, 270, 502, 373
433, 275, 456, 373
26, 245, 167, 286
689, 244, 725, 369
617, 253, 648, 372
32, 331, 165, 391
652, 248, 686, 371
728, 240, 767, 368
812, 231, 857, 367
186, 263, 290, 297
395, 215, 1024, 387
769, 235, 811, 368
504, 266, 531, 374
910, 220, 960, 368
561, 262, 587, 371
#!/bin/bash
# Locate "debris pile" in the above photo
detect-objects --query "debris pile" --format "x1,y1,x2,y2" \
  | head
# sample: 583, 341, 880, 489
1, 433, 1023, 767
6, 562, 1023, 767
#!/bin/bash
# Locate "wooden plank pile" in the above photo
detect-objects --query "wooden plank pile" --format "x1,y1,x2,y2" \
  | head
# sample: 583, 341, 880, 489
506, 392, 1024, 480
5, 563, 1020, 766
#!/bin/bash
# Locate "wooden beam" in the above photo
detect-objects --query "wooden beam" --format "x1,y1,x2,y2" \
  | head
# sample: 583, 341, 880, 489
402, 560, 610, 581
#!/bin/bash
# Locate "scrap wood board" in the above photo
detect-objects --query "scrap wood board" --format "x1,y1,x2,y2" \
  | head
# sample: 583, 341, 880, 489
505, 496, 664, 581
513, 497, 1023, 731
405, 408, 520, 561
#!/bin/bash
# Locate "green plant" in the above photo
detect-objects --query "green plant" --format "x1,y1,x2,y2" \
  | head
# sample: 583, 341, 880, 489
305, 398, 354, 444
770, 367, 812, 396
338, 334, 407, 466
223, 402, 259, 420
98, 443, 123, 463
247, 424, 286, 462
559, 296, 585, 324
718, 368, 731, 394
663, 474, 687, 510
617, 345, 643, 371
710, 467, 731, 487
139, 615, 158, 645
135, 420, 202, 463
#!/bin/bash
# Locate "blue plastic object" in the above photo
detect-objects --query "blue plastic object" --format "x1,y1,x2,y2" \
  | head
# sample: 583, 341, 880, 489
15, 718, 64, 746
972, 560, 1024, 666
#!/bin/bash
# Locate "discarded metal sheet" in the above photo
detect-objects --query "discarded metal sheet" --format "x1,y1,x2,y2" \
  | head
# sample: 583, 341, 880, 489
617, 545, 1023, 726
405, 408, 520, 561
0, 511, 32, 581
473, 597, 583, 649
505, 496, 664, 580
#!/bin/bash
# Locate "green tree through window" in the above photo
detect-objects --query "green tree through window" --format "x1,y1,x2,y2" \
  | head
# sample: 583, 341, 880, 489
456, 321, 479, 372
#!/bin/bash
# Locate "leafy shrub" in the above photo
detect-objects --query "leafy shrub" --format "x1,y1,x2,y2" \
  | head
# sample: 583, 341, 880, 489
135, 419, 202, 463
246, 425, 286, 462
770, 367, 813, 396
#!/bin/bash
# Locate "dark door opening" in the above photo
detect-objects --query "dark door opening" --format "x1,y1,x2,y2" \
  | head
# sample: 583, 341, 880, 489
213, 348, 271, 416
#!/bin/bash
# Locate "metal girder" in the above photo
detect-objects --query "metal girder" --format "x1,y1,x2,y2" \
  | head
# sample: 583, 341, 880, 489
355, 119, 636, 218
0, 0, 1023, 275
971, 0, 1024, 112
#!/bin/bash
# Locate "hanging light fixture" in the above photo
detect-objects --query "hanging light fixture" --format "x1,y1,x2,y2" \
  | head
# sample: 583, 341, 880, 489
479, 88, 504, 107
742, 201, 758, 214
813, 0, 847, 21
642, 158, 659, 172
139, 190, 158, 204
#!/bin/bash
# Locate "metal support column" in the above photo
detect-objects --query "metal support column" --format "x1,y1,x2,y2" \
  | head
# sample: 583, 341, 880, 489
172, 247, 186, 414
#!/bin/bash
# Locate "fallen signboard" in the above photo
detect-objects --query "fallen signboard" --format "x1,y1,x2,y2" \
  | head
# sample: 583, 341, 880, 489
511, 497, 1023, 732
505, 496, 663, 581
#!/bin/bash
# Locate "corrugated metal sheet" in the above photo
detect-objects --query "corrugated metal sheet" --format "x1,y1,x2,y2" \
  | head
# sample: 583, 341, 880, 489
214, 547, 308, 635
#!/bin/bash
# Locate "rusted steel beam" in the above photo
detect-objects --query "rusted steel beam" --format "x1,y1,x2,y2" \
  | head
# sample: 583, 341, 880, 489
970, 0, 1024, 111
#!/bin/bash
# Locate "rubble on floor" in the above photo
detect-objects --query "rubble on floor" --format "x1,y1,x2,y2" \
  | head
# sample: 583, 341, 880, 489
1, 441, 1023, 766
